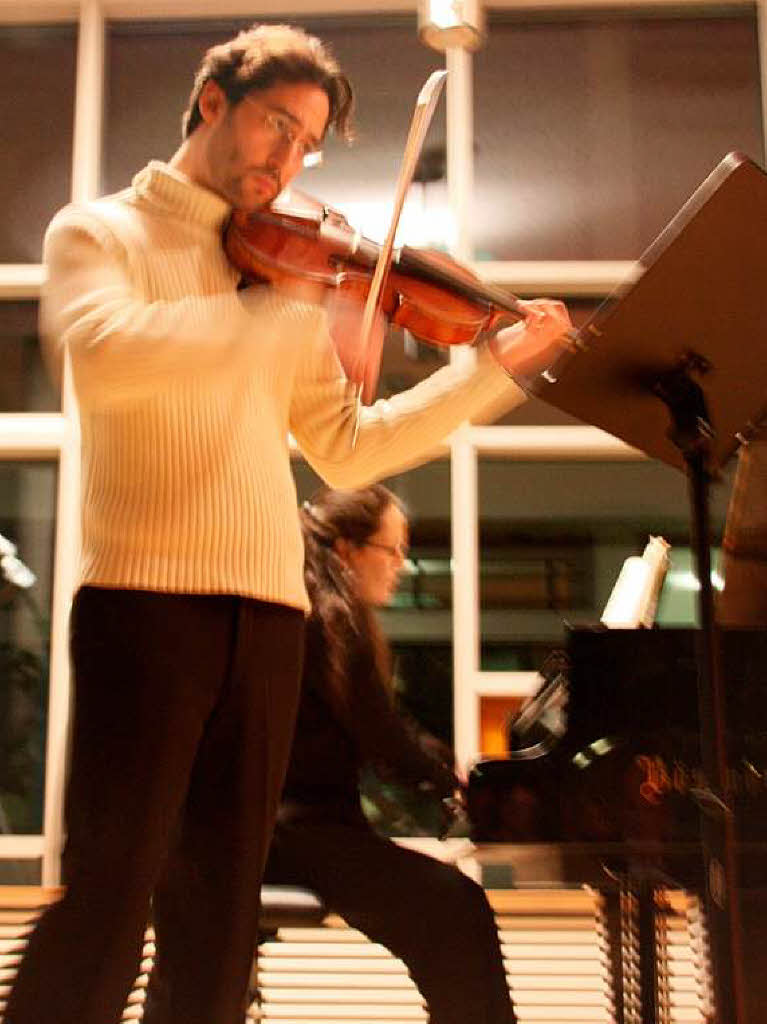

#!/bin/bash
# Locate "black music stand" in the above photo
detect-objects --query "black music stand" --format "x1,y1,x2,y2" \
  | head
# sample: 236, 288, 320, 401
532, 151, 767, 1024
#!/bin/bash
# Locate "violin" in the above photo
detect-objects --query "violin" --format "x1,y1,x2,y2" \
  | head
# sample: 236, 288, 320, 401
224, 189, 526, 349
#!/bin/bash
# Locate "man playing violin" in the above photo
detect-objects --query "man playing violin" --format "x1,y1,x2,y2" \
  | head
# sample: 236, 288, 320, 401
6, 23, 571, 1024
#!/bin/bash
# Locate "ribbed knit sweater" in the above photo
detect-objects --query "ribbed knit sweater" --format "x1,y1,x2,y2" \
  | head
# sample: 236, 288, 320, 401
41, 161, 523, 610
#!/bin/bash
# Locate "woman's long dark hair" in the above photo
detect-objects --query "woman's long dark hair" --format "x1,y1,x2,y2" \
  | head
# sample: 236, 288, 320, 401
300, 485, 403, 704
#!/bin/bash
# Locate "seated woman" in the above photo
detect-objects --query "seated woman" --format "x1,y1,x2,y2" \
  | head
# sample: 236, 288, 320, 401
262, 484, 516, 1024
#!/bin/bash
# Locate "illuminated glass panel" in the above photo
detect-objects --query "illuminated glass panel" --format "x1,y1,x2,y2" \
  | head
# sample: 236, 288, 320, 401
0, 461, 57, 836
0, 302, 59, 413
0, 25, 76, 263
478, 457, 735, 669
474, 11, 762, 260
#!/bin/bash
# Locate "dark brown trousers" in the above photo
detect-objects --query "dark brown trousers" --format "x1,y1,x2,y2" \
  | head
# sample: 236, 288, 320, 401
5, 586, 304, 1024
264, 816, 517, 1024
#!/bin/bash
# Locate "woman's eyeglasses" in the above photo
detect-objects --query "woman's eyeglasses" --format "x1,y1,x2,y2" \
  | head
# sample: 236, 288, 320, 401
364, 541, 409, 560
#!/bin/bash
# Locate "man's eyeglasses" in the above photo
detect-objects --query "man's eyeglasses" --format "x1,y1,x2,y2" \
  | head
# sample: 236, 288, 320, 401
245, 100, 323, 168
364, 541, 409, 560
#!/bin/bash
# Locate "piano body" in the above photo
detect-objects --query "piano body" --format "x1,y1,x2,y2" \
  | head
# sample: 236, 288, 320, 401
466, 627, 767, 1022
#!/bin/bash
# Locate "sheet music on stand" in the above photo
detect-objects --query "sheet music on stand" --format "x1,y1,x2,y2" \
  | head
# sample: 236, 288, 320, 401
600, 535, 671, 629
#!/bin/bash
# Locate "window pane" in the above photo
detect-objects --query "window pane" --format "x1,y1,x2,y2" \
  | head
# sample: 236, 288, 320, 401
381, 462, 454, 837
281, 16, 444, 243
104, 21, 219, 194
474, 12, 762, 260
0, 302, 59, 413
0, 858, 41, 883
478, 457, 735, 669
0, 461, 57, 835
0, 25, 76, 263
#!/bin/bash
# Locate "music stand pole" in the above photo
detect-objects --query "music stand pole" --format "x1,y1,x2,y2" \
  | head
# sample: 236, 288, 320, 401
653, 365, 746, 1024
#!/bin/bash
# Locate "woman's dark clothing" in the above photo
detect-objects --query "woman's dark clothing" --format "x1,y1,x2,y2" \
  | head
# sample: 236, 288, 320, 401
6, 588, 304, 1024
263, 614, 517, 1024
265, 819, 515, 1024
276, 616, 457, 816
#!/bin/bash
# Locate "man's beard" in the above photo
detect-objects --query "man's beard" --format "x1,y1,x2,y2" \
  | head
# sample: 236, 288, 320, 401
234, 167, 281, 210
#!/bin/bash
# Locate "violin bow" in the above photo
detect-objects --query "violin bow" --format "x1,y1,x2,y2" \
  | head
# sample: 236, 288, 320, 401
356, 69, 448, 404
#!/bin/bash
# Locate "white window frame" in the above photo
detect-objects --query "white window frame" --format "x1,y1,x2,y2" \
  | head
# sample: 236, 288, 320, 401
0, 0, 764, 881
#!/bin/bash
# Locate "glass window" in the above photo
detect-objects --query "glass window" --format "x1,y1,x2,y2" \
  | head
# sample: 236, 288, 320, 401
0, 461, 57, 836
0, 302, 59, 412
0, 860, 41, 883
380, 462, 454, 837
477, 457, 735, 669
287, 15, 446, 245
0, 25, 76, 263
474, 11, 762, 260
104, 21, 222, 194
656, 543, 724, 626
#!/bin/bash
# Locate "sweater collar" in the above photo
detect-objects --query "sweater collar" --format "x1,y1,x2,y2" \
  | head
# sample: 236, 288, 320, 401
132, 160, 231, 230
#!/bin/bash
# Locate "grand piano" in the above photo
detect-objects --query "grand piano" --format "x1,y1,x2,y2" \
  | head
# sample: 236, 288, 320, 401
466, 627, 767, 1023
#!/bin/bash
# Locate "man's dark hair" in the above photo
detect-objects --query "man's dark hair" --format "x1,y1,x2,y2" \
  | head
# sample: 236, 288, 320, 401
182, 23, 354, 142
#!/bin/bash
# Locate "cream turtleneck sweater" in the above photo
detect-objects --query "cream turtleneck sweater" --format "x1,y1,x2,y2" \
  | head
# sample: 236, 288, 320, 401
41, 161, 523, 611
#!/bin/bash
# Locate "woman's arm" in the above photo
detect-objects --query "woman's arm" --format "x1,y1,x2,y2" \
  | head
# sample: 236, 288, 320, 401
313, 619, 458, 797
